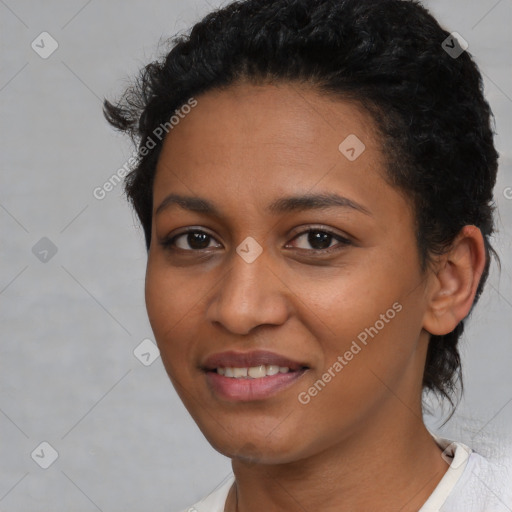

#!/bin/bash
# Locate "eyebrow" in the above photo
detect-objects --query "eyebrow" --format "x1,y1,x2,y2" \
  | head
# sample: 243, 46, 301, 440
155, 192, 372, 217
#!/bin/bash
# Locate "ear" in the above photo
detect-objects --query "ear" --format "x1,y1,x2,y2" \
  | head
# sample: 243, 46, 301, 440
422, 225, 487, 336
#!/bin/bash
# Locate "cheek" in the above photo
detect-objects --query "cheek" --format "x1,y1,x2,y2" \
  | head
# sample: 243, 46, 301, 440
291, 260, 404, 345
287, 303, 421, 458
297, 254, 424, 392
145, 264, 211, 419
144, 259, 198, 374
145, 262, 172, 342
145, 252, 205, 335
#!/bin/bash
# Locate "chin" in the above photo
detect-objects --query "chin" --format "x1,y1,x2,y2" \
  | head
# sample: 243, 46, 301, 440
199, 423, 308, 465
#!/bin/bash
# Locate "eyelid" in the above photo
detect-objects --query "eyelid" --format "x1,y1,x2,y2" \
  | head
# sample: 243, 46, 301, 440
286, 225, 352, 252
160, 226, 221, 249
288, 224, 351, 241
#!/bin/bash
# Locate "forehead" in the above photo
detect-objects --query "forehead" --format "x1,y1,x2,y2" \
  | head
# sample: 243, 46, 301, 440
160, 82, 380, 158
153, 82, 405, 223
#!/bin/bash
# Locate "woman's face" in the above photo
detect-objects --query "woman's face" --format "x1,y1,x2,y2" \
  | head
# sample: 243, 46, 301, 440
146, 82, 433, 463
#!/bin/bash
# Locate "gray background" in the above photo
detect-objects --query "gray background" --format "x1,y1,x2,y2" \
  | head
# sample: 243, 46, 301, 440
1, 0, 511, 510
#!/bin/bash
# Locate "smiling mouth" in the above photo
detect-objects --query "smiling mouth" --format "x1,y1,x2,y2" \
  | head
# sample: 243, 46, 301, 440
205, 367, 308, 401
213, 365, 305, 379
201, 350, 310, 401
202, 349, 309, 372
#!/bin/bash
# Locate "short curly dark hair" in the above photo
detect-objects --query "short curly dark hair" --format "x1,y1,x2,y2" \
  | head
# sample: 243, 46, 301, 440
104, 0, 499, 412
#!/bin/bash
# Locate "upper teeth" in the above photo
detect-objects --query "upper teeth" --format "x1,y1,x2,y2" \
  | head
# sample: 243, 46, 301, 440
217, 365, 290, 378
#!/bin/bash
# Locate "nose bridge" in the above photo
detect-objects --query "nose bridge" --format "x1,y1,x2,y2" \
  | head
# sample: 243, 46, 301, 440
206, 240, 288, 335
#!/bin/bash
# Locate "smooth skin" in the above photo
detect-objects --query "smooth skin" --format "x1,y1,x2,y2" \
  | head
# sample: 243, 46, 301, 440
145, 82, 486, 511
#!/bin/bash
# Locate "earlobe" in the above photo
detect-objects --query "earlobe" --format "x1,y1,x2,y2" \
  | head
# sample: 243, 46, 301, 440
422, 226, 486, 336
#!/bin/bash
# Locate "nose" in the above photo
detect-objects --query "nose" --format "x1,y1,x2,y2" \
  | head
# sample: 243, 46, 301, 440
205, 248, 290, 336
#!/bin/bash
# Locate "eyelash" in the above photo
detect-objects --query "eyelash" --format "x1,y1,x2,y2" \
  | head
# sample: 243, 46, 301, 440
160, 226, 352, 255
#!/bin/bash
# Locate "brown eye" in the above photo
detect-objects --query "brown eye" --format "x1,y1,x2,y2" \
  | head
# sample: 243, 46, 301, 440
161, 229, 221, 251
288, 228, 351, 253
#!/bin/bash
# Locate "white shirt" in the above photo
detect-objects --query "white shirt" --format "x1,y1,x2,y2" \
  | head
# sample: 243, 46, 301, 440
179, 436, 512, 512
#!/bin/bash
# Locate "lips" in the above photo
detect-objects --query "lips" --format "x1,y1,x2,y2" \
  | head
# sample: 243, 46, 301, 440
202, 350, 308, 372
202, 350, 309, 402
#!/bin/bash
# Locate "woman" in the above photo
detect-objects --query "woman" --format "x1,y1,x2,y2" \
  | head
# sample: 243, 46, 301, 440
104, 0, 511, 510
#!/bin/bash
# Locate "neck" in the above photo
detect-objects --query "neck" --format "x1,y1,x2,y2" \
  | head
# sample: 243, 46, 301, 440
226, 404, 448, 512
